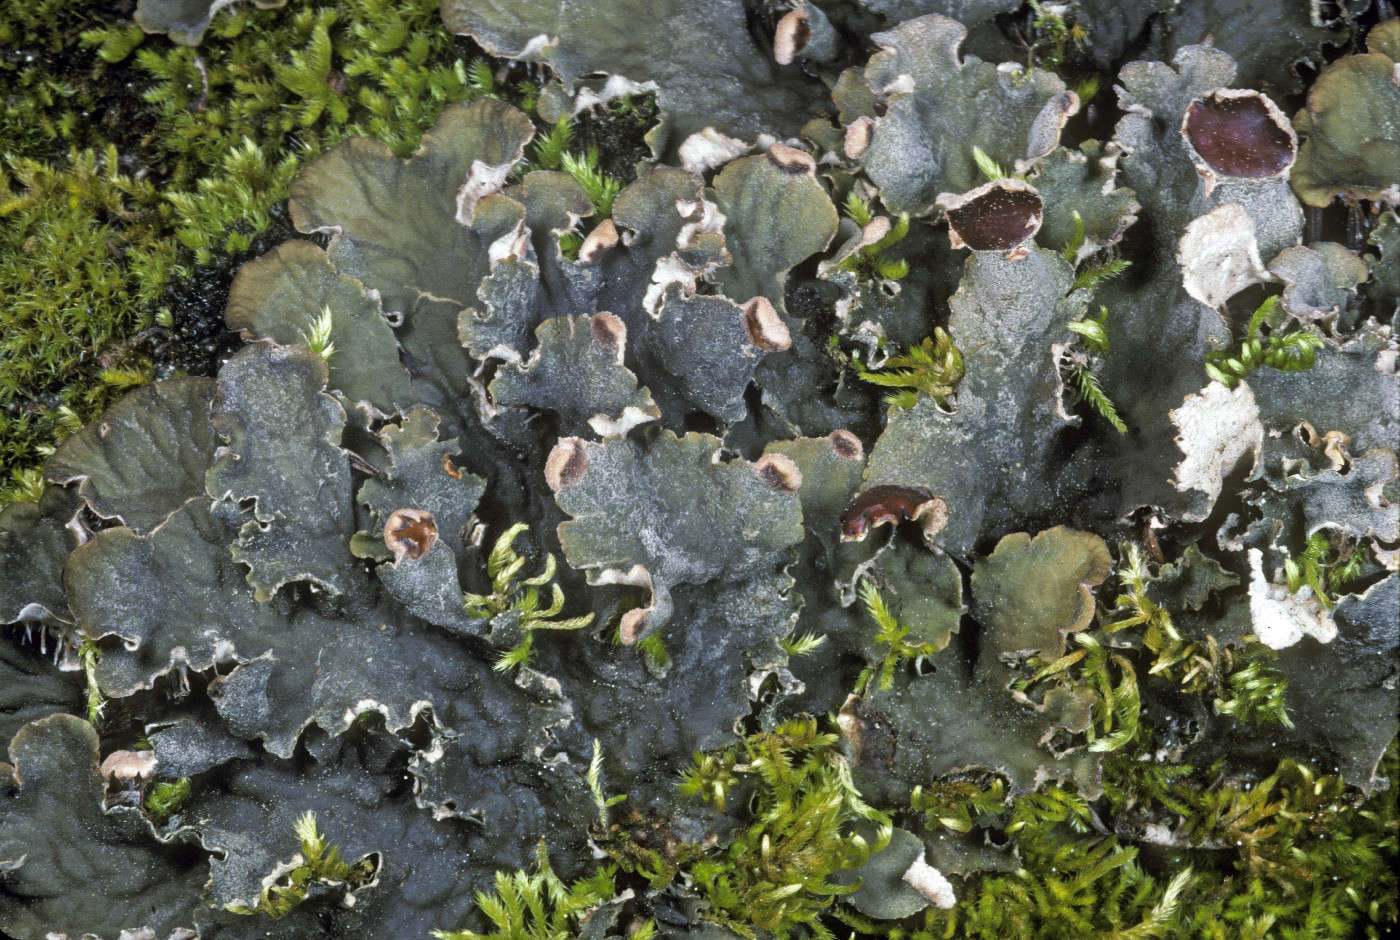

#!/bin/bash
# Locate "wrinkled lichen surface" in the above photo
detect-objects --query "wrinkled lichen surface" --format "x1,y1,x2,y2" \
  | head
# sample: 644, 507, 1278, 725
3, 2, 1399, 939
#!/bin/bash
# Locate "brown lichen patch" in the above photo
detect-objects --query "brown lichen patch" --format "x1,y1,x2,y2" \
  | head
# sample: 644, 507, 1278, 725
818, 216, 892, 277
838, 694, 896, 777
937, 179, 1043, 253
754, 453, 803, 492
545, 438, 591, 491
1295, 420, 1322, 449
592, 564, 655, 645
766, 142, 816, 175
1323, 430, 1352, 472
774, 8, 811, 65
441, 454, 463, 480
840, 484, 944, 542
100, 749, 157, 785
845, 116, 875, 159
591, 312, 627, 360
578, 218, 619, 264
854, 215, 892, 247
1184, 91, 1295, 179
618, 606, 649, 645
384, 508, 438, 563
742, 296, 791, 351
829, 429, 863, 461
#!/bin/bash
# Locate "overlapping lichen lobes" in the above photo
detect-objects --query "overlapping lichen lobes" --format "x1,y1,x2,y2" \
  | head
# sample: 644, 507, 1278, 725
290, 98, 537, 323
838, 529, 1109, 807
134, 0, 289, 45
44, 379, 219, 535
0, 716, 207, 938
862, 246, 1080, 552
551, 431, 804, 640
4, 6, 1400, 939
207, 344, 357, 600
491, 314, 660, 436
226, 240, 415, 416
1292, 18, 1400, 208
439, 0, 831, 152
65, 497, 284, 696
847, 15, 1076, 216
0, 486, 80, 629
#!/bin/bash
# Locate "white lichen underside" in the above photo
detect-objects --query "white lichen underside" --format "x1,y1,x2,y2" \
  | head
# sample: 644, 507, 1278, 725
1247, 548, 1338, 649
1171, 380, 1264, 519
902, 852, 957, 910
1178, 203, 1271, 309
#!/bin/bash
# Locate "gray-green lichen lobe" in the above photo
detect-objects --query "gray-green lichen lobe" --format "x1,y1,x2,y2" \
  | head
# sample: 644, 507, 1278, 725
3, 2, 1399, 937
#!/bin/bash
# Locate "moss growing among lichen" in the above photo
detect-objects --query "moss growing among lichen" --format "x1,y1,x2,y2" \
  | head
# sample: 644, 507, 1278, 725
0, 142, 175, 498
226, 811, 378, 918
0, 0, 647, 505
1, 1, 1396, 938
894, 718, 1398, 939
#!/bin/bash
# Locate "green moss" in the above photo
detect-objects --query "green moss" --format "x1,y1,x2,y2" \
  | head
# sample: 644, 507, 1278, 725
526, 121, 624, 260
144, 776, 193, 823
835, 191, 912, 283
2, 4, 1394, 937
77, 634, 105, 724
89, 0, 504, 264
0, 0, 535, 504
854, 577, 942, 693
463, 522, 595, 671
0, 146, 174, 502
576, 701, 1394, 938
1213, 649, 1293, 728
1282, 531, 1369, 609
674, 717, 890, 938
1059, 215, 1130, 434
1204, 296, 1325, 388
894, 741, 1398, 940
0, 0, 147, 160
226, 811, 377, 918
434, 843, 644, 940
847, 330, 965, 412
1, 0, 661, 505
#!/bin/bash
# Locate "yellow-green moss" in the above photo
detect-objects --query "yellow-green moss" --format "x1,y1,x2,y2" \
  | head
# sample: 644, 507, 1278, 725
1, 0, 498, 503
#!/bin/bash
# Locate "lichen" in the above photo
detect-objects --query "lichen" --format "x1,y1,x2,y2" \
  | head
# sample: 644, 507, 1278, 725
2, 3, 1398, 939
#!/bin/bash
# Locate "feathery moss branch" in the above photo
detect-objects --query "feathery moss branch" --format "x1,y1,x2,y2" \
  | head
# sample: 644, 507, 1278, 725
1283, 531, 1368, 609
1066, 362, 1127, 433
1214, 654, 1293, 729
79, 636, 104, 724
854, 578, 939, 693
433, 842, 635, 940
300, 305, 336, 361
561, 147, 621, 218
838, 192, 911, 282
144, 777, 193, 824
851, 328, 965, 411
588, 738, 627, 828
465, 523, 595, 671
529, 116, 572, 172
677, 717, 891, 937
1205, 296, 1325, 387
227, 812, 375, 918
